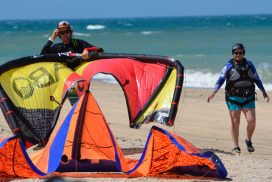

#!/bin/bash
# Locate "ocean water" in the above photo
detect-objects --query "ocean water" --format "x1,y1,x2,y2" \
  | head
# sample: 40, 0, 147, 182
1, 15, 272, 90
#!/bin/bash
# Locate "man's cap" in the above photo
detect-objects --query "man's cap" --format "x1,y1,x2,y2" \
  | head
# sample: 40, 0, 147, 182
58, 21, 71, 29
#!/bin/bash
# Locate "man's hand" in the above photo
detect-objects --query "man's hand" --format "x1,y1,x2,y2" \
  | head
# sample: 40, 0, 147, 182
49, 29, 59, 42
81, 49, 90, 60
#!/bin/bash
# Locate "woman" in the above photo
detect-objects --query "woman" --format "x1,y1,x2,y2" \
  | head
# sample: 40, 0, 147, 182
207, 43, 270, 153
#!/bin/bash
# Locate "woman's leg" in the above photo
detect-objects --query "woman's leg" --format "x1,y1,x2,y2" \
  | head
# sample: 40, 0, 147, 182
242, 108, 256, 141
229, 110, 242, 148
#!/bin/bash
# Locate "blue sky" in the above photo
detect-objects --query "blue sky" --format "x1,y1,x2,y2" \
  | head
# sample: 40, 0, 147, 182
1, 0, 272, 20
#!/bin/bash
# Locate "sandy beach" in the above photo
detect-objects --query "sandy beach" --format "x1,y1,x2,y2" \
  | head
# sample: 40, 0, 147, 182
1, 81, 272, 182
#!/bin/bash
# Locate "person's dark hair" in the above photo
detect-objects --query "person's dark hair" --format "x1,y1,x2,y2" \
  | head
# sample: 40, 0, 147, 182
232, 43, 245, 54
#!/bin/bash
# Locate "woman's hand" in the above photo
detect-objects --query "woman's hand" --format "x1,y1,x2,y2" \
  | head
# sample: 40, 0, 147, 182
207, 91, 217, 103
263, 92, 270, 102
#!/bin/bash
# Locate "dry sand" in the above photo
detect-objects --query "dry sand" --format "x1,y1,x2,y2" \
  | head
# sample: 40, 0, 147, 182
1, 81, 272, 182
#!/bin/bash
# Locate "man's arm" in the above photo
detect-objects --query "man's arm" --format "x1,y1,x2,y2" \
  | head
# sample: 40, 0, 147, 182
40, 29, 59, 54
40, 40, 54, 54
77, 39, 104, 60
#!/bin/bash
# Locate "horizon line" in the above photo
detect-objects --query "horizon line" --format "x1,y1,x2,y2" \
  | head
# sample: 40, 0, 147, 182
0, 13, 272, 21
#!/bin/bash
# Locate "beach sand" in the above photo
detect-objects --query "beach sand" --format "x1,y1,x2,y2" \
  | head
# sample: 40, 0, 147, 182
1, 81, 272, 182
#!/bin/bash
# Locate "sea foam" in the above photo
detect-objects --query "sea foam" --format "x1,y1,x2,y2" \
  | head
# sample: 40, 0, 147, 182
86, 25, 105, 30
91, 70, 272, 91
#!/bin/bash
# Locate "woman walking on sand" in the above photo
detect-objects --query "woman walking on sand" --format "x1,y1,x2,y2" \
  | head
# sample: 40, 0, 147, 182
207, 43, 270, 154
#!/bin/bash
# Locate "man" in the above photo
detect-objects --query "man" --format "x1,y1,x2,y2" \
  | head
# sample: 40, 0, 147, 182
41, 20, 103, 105
41, 20, 103, 68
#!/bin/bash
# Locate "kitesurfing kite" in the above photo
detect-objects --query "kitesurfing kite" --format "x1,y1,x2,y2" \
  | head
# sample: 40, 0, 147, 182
0, 53, 227, 179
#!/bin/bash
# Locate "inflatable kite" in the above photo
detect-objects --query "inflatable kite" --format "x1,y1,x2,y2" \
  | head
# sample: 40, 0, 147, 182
0, 53, 227, 179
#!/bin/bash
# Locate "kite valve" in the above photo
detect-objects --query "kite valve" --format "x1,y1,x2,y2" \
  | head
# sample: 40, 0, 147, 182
50, 96, 55, 101
50, 96, 62, 106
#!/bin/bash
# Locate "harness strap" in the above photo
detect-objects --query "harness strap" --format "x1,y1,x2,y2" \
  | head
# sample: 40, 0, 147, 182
226, 87, 255, 97
225, 95, 255, 107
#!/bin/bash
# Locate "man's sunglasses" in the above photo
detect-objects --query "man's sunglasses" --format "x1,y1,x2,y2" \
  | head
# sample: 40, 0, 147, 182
59, 29, 71, 35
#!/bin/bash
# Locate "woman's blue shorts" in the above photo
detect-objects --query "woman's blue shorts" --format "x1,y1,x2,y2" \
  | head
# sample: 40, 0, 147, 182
226, 95, 255, 111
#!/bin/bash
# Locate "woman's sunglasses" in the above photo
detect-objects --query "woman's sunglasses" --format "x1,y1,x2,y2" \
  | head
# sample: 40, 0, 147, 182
233, 51, 244, 55
59, 29, 71, 35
